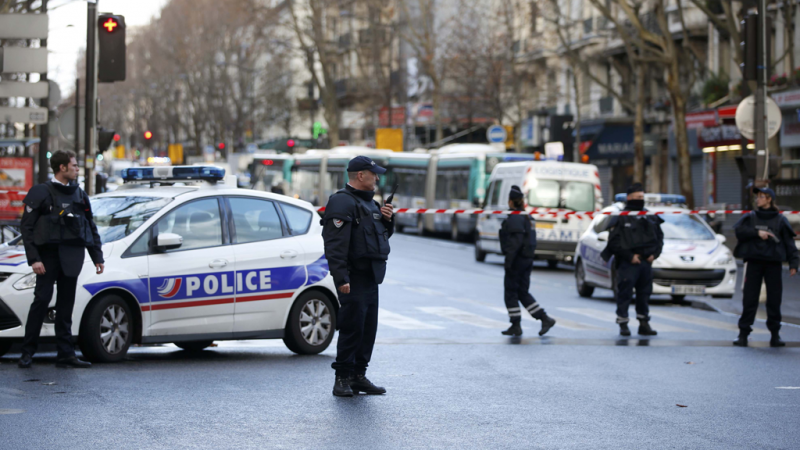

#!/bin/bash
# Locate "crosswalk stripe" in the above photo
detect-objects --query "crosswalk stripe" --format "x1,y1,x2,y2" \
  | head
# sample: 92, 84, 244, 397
379, 308, 444, 330
557, 307, 696, 333
418, 306, 509, 329
650, 309, 769, 334
404, 286, 446, 296
486, 306, 608, 331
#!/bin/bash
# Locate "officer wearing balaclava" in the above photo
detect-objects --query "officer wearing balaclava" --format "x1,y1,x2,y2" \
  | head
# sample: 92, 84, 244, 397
601, 183, 664, 336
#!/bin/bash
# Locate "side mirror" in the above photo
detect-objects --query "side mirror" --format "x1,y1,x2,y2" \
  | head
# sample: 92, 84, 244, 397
597, 231, 610, 242
715, 234, 727, 244
154, 232, 183, 252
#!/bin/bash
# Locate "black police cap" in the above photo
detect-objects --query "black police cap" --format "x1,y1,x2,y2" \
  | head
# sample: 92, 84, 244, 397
348, 155, 386, 174
509, 185, 524, 200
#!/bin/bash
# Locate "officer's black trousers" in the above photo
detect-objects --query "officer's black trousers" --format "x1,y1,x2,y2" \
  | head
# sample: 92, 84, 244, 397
739, 260, 783, 333
615, 260, 653, 324
21, 248, 79, 359
332, 271, 379, 377
504, 257, 545, 323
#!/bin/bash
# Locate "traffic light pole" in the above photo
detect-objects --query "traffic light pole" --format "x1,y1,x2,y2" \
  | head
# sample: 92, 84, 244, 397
84, 0, 98, 195
37, 0, 49, 184
754, 0, 768, 187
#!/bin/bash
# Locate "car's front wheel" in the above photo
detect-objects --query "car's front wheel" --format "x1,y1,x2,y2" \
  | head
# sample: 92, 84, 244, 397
79, 294, 133, 363
283, 291, 336, 355
575, 260, 595, 298
474, 235, 487, 262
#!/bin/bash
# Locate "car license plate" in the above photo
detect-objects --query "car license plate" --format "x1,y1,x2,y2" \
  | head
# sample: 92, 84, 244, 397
536, 222, 554, 229
671, 285, 705, 295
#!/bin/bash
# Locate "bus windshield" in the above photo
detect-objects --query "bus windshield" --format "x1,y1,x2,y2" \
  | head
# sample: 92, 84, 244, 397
527, 180, 594, 211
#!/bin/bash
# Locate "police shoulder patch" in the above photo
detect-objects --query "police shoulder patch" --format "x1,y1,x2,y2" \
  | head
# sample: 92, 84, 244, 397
333, 219, 344, 228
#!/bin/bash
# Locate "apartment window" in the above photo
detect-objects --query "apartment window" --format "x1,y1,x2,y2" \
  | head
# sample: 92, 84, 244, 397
530, 2, 539, 34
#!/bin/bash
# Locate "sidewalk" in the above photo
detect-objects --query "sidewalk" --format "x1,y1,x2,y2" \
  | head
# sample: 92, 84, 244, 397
693, 261, 800, 326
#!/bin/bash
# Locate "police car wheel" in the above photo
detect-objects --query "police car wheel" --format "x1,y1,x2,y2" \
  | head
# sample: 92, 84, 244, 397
79, 295, 133, 363
575, 261, 595, 298
474, 236, 487, 262
174, 340, 214, 352
0, 339, 11, 358
283, 292, 336, 355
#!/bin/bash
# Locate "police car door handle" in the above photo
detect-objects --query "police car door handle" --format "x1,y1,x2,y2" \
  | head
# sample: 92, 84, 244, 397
209, 259, 228, 268
280, 250, 298, 259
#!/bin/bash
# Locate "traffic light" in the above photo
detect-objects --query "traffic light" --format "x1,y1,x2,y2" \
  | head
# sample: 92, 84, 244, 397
287, 139, 296, 149
98, 14, 126, 82
113, 133, 121, 142
144, 130, 153, 140
98, 127, 116, 152
740, 14, 771, 81
217, 142, 226, 151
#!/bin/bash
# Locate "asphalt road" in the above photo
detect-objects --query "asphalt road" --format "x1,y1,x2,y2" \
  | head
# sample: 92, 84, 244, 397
1, 233, 799, 449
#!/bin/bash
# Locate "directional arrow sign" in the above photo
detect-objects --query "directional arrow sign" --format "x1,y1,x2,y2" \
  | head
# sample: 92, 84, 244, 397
0, 81, 49, 99
0, 107, 48, 124
0, 48, 48, 73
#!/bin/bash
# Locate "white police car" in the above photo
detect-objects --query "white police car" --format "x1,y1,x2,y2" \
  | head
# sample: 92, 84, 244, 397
574, 194, 737, 301
0, 166, 338, 362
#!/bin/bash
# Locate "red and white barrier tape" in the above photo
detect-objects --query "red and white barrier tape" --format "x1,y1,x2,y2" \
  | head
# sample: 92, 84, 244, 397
314, 206, 800, 219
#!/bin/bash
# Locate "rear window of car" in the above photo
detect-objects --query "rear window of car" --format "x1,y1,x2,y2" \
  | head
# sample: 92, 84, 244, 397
281, 203, 313, 235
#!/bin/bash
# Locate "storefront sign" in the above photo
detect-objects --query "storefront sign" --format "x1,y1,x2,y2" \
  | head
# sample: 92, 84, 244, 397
0, 157, 33, 221
780, 110, 800, 148
697, 124, 742, 148
771, 89, 800, 109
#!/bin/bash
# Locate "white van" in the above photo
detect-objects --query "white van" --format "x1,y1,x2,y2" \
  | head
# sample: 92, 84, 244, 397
474, 160, 602, 267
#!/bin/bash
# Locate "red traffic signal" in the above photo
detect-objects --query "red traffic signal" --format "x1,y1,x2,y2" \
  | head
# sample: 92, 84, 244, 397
287, 139, 295, 148
217, 142, 226, 150
261, 159, 274, 166
102, 18, 119, 33
144, 131, 153, 140
113, 133, 121, 142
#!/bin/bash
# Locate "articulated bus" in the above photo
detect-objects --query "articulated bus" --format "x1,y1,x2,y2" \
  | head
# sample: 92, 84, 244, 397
249, 153, 295, 194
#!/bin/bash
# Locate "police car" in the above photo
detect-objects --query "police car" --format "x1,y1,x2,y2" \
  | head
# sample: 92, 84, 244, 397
574, 194, 737, 301
0, 166, 338, 361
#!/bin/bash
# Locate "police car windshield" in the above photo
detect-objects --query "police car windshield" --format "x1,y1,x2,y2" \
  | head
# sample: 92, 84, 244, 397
660, 214, 715, 240
92, 196, 173, 244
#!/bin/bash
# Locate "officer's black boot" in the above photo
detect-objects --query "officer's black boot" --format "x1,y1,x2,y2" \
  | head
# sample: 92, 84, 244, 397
17, 353, 32, 369
538, 314, 556, 336
770, 332, 786, 347
619, 322, 631, 336
333, 375, 354, 397
638, 319, 658, 336
733, 330, 749, 347
501, 322, 523, 336
350, 374, 386, 395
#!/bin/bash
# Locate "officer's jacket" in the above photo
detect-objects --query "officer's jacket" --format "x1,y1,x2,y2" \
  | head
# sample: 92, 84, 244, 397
734, 209, 799, 269
321, 185, 394, 287
601, 207, 664, 264
21, 181, 104, 267
499, 211, 536, 266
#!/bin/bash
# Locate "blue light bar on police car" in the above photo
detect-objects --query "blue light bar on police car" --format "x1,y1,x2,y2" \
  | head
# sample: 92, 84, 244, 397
121, 166, 226, 182
614, 193, 687, 204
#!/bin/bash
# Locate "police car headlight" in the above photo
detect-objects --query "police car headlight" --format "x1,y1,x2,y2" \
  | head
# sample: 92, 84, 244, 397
714, 254, 734, 266
13, 273, 37, 290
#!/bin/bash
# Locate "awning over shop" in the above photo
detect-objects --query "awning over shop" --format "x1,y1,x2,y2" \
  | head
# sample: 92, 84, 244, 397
576, 121, 634, 161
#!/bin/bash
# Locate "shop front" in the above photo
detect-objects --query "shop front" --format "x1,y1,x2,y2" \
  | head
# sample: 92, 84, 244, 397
577, 119, 637, 205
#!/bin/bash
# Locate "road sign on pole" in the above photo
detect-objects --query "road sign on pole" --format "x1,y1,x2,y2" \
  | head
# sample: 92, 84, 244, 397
0, 47, 48, 73
0, 107, 48, 124
487, 125, 507, 144
0, 81, 49, 99
0, 14, 49, 39
735, 95, 781, 140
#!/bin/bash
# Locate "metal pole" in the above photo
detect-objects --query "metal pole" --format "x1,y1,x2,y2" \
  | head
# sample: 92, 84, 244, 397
84, 0, 98, 194
75, 77, 80, 155
37, 0, 50, 183
755, 0, 768, 187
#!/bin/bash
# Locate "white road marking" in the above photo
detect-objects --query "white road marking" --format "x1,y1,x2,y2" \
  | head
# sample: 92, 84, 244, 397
379, 308, 444, 330
651, 309, 769, 334
404, 286, 446, 296
446, 296, 609, 331
418, 306, 509, 329
775, 387, 800, 390
557, 307, 696, 333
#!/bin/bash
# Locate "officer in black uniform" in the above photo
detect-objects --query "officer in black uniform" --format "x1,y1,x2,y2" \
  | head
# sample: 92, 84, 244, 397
732, 187, 799, 347
17, 150, 105, 369
601, 183, 664, 336
321, 156, 394, 397
499, 185, 556, 337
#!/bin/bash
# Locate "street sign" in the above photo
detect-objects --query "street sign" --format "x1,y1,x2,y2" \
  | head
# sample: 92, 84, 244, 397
0, 81, 49, 99
56, 105, 85, 149
735, 95, 782, 140
376, 128, 404, 152
0, 14, 49, 39
487, 125, 507, 144
0, 47, 48, 73
0, 106, 48, 124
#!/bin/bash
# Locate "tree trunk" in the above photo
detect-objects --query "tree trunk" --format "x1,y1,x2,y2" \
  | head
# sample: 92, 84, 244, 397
669, 90, 695, 209
323, 90, 340, 147
433, 83, 444, 144
571, 66, 581, 162
633, 62, 645, 184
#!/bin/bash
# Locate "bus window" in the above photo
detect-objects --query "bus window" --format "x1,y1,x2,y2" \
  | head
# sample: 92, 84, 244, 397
436, 169, 469, 201
527, 179, 560, 208
292, 167, 320, 205
563, 182, 594, 212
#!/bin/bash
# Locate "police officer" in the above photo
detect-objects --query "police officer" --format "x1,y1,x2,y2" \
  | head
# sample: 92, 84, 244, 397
321, 156, 393, 397
601, 183, 664, 336
499, 185, 556, 337
732, 187, 799, 347
17, 150, 105, 369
